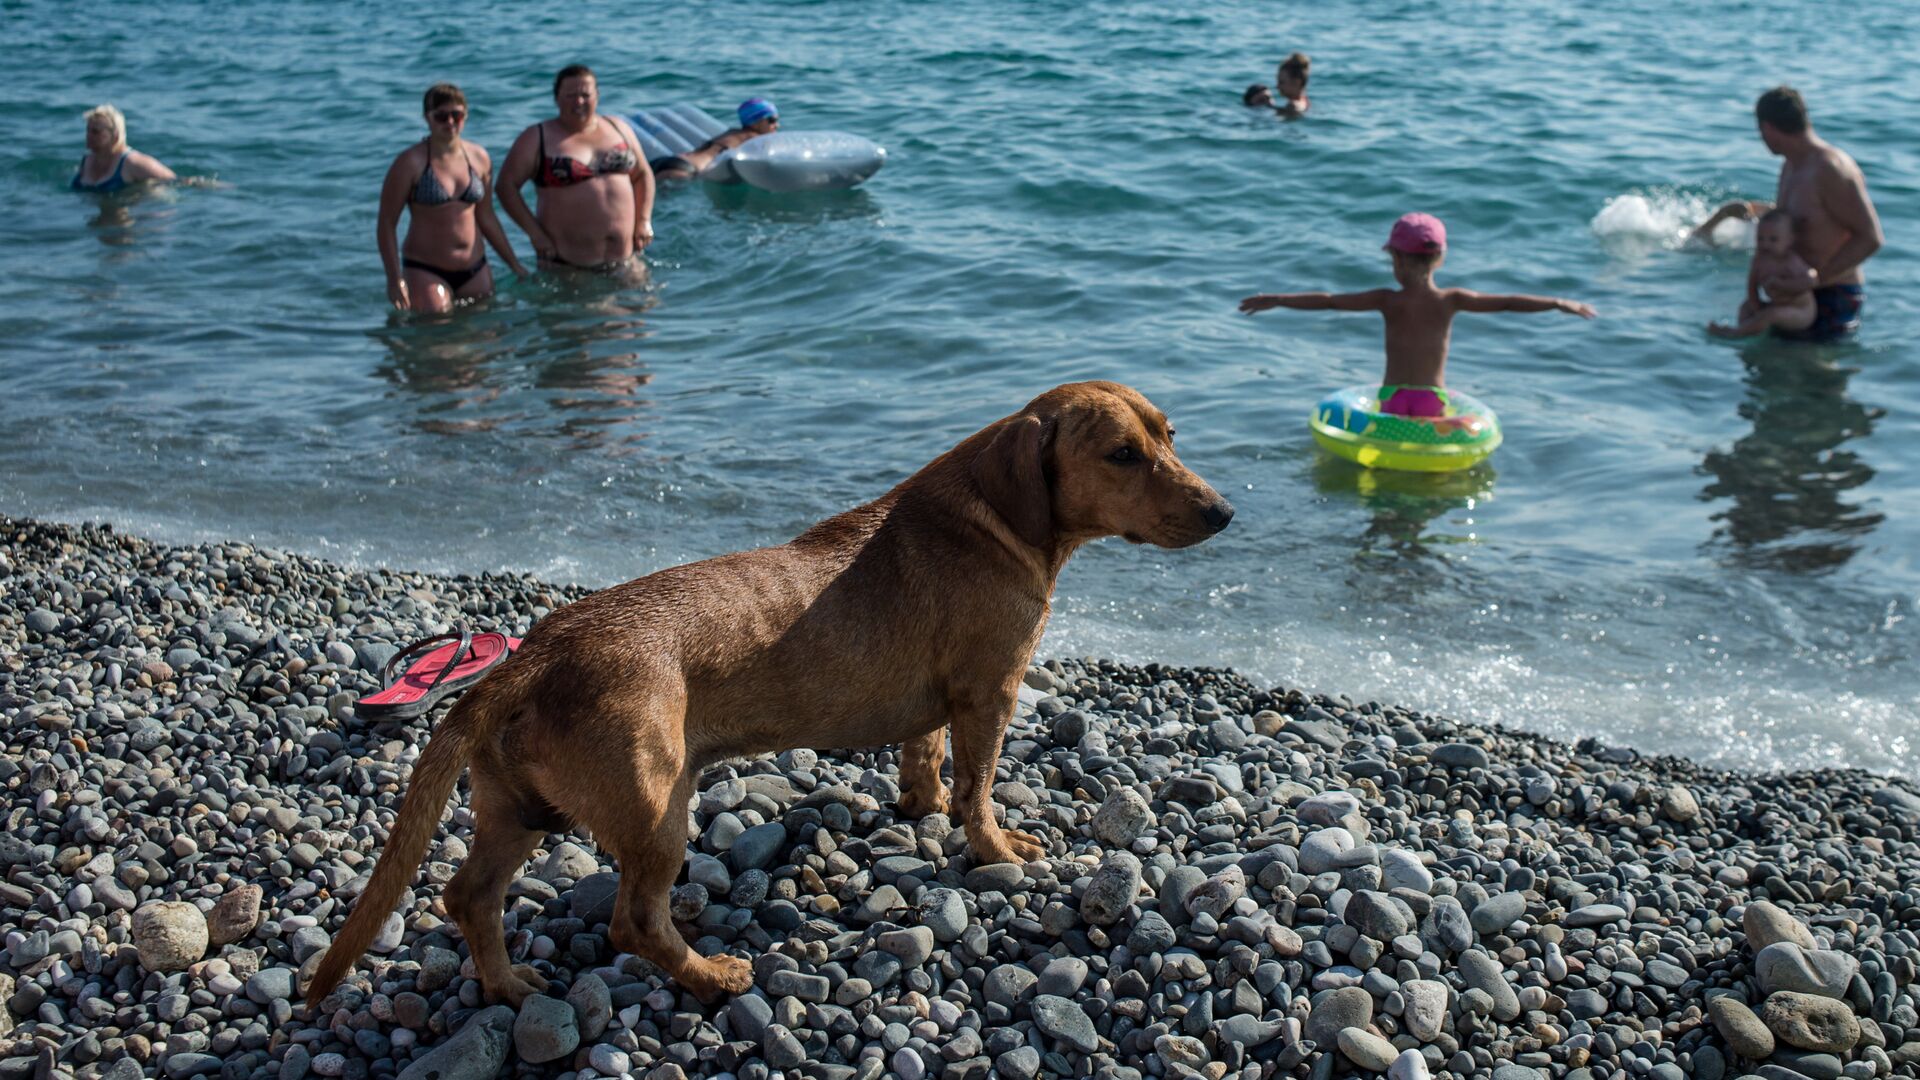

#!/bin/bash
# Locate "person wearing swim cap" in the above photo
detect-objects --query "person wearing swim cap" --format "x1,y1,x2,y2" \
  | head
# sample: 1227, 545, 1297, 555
1240, 212, 1596, 418
647, 97, 781, 182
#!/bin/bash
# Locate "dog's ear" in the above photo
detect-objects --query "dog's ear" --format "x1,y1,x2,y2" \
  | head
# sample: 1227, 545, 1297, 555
971, 414, 1053, 549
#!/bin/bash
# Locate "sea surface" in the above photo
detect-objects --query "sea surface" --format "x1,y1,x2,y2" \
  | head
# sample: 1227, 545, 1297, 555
3, 0, 1915, 774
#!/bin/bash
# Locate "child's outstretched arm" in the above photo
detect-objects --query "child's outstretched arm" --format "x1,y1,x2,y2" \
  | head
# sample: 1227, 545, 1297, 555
1239, 290, 1390, 314
1691, 199, 1770, 244
1453, 291, 1597, 318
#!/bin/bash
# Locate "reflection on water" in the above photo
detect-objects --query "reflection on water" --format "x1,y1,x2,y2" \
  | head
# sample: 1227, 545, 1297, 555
373, 281, 658, 451
81, 187, 178, 257
1698, 343, 1884, 573
1312, 454, 1497, 565
701, 185, 882, 224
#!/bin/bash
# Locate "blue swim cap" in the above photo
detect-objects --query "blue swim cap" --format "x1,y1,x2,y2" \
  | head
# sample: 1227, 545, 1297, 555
738, 98, 778, 127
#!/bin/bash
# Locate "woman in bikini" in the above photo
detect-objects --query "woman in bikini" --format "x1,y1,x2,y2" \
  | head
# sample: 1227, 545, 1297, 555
497, 64, 655, 281
71, 104, 175, 193
378, 84, 528, 313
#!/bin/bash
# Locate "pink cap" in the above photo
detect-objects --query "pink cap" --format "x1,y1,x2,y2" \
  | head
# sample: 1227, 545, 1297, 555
1385, 212, 1446, 254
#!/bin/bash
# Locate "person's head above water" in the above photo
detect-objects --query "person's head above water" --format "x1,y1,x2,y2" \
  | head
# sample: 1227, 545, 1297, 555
83, 104, 127, 155
552, 64, 598, 124
1277, 53, 1311, 100
1385, 212, 1446, 282
421, 83, 468, 137
1755, 85, 1808, 153
738, 98, 779, 134
1755, 208, 1795, 256
1243, 84, 1275, 108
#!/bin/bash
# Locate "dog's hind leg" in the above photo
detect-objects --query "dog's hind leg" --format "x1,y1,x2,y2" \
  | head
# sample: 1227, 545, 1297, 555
949, 695, 1048, 865
443, 774, 548, 1006
896, 727, 951, 819
604, 769, 753, 1002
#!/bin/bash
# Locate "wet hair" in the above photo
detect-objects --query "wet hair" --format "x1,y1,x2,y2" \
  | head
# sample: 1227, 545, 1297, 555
422, 83, 467, 115
83, 104, 127, 151
1392, 248, 1443, 270
553, 64, 595, 97
1243, 83, 1271, 106
1279, 52, 1311, 87
1755, 86, 1807, 135
1758, 208, 1794, 231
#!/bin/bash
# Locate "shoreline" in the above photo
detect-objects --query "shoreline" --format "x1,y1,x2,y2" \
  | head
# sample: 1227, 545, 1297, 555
2, 515, 1917, 1080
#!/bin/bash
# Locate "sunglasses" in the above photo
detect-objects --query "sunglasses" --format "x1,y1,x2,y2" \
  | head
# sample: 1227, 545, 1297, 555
431, 109, 468, 123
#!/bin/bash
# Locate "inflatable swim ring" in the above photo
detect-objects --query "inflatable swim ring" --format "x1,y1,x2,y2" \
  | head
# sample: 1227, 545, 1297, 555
1309, 385, 1502, 472
628, 104, 886, 192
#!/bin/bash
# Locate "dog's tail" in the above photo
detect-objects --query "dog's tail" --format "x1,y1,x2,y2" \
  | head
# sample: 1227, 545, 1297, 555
303, 677, 501, 1006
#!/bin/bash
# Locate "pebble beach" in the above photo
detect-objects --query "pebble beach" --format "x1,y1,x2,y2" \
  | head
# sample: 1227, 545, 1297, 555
3, 515, 1918, 1080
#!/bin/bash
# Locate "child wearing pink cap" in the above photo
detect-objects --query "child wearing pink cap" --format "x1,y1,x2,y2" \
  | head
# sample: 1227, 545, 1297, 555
1239, 213, 1596, 418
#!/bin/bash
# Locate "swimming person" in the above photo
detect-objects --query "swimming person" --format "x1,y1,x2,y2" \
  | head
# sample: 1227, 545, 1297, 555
1691, 87, 1882, 342
647, 98, 782, 182
71, 105, 176, 193
1274, 53, 1310, 116
1708, 210, 1816, 339
377, 84, 529, 313
497, 64, 654, 280
1243, 55, 1309, 117
1238, 213, 1595, 417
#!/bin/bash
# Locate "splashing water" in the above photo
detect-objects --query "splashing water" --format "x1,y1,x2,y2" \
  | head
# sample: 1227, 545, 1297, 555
1591, 190, 1751, 254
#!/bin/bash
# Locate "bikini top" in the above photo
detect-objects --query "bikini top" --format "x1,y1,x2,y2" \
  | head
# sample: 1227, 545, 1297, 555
535, 119, 637, 188
71, 152, 129, 193
412, 145, 485, 206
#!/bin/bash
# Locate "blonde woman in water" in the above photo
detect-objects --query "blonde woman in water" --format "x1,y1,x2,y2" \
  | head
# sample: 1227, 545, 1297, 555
71, 105, 176, 193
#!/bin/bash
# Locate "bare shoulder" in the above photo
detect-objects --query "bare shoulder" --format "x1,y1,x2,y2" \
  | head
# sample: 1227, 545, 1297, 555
1818, 142, 1865, 180
125, 150, 177, 182
606, 113, 642, 143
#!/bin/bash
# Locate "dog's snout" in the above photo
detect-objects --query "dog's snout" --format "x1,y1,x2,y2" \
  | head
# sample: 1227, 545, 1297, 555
1201, 498, 1235, 533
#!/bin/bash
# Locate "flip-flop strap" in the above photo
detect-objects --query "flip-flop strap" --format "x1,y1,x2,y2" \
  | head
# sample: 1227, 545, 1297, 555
381, 631, 465, 690
417, 631, 475, 697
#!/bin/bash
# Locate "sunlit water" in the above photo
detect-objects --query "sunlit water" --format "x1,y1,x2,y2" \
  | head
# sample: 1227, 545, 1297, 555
3, 0, 1915, 773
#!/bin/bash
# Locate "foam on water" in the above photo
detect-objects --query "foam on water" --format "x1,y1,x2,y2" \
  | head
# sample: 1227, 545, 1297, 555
1591, 189, 1752, 254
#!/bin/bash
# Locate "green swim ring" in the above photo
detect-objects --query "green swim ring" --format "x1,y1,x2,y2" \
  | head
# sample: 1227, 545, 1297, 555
1309, 384, 1502, 472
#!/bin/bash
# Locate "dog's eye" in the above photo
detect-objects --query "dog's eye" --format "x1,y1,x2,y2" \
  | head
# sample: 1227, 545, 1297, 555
1108, 447, 1141, 464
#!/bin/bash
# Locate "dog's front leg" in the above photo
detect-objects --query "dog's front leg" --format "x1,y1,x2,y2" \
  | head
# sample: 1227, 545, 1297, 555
949, 697, 1047, 864
896, 727, 951, 819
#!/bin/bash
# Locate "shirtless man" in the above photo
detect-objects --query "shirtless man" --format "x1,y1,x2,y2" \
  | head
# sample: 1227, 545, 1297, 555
647, 98, 780, 182
1693, 87, 1883, 342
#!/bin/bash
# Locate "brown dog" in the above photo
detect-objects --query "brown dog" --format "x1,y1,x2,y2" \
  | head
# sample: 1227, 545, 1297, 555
307, 381, 1232, 1005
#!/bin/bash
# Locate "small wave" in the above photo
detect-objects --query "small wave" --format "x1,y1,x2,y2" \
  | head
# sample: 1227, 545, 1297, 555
1591, 190, 1751, 253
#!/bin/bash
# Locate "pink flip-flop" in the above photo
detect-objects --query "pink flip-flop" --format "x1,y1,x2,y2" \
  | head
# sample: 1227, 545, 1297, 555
353, 631, 520, 721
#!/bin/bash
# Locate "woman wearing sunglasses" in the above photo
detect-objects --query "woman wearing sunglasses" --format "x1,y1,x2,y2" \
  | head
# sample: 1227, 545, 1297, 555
378, 84, 528, 312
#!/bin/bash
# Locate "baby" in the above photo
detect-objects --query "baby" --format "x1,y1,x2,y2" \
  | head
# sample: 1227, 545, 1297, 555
1239, 213, 1596, 418
1707, 210, 1817, 338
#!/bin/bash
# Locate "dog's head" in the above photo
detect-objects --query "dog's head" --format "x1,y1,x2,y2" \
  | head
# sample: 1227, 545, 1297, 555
971, 381, 1233, 550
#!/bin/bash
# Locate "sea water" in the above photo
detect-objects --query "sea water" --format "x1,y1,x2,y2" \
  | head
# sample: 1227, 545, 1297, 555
2, 0, 1914, 773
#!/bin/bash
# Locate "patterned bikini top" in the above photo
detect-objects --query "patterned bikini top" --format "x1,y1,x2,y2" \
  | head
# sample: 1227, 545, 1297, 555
412, 146, 485, 206
535, 119, 637, 188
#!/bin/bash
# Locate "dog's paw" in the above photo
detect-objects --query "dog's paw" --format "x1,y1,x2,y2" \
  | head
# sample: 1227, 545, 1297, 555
492, 965, 550, 1007
896, 785, 951, 819
1000, 828, 1049, 862
685, 953, 754, 1002
972, 827, 1048, 865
